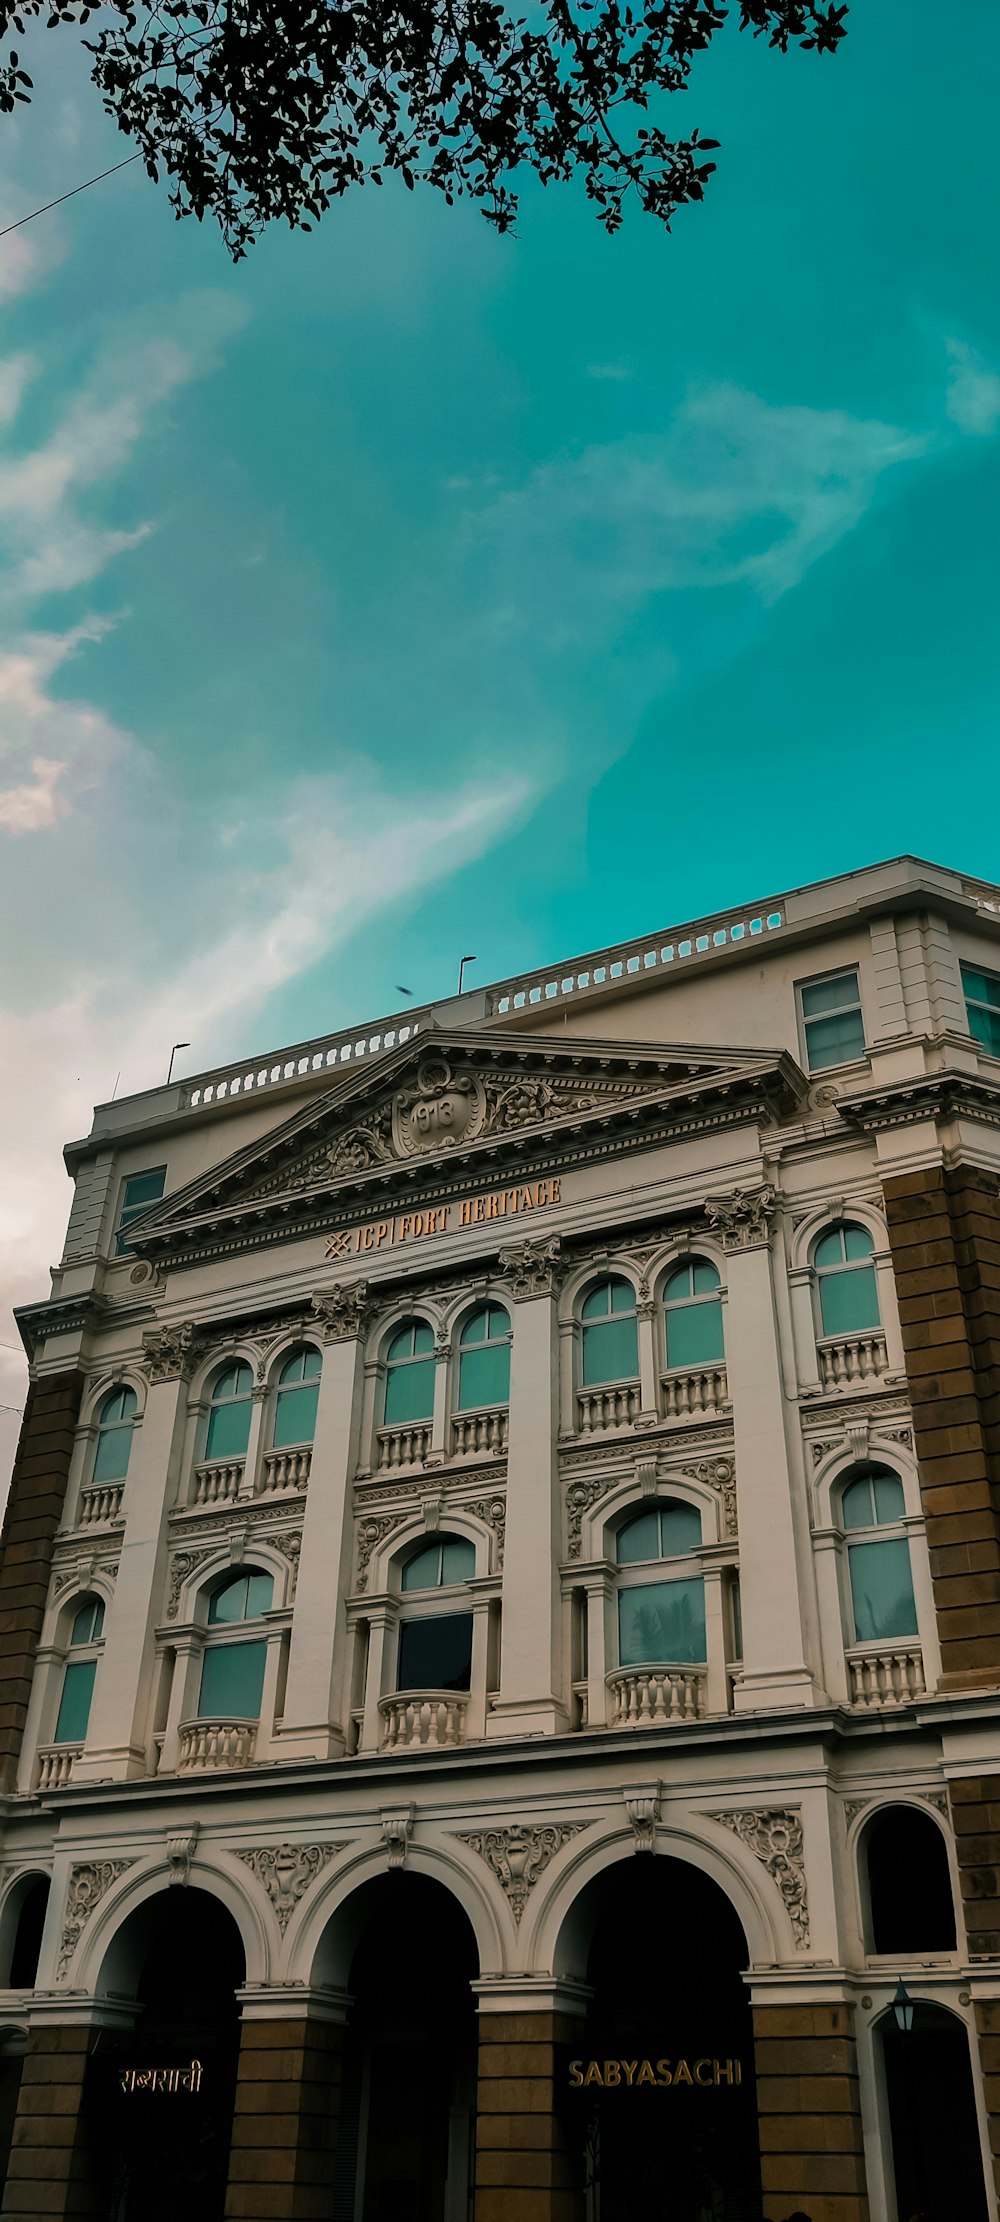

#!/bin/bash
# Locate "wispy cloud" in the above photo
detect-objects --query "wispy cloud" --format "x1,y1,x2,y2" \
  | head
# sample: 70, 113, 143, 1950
946, 339, 1000, 438
0, 752, 68, 832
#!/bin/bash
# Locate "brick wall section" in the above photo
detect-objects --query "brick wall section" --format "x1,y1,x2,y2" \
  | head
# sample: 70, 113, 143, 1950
753, 2004, 870, 2222
972, 1995, 1000, 2203
949, 1775, 1000, 2198
1, 2024, 101, 2220
882, 1166, 1000, 1688
0, 1371, 84, 1792
224, 2016, 343, 2222
474, 2011, 584, 2222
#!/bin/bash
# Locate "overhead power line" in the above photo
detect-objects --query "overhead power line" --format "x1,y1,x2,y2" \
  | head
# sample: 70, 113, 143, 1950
0, 151, 142, 241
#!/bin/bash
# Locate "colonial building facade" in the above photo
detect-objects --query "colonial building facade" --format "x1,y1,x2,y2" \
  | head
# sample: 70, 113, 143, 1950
3, 853, 1000, 2222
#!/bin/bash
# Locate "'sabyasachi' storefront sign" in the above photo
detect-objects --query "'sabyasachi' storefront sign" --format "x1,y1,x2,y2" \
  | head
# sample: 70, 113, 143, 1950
325, 1175, 562, 1261
567, 2056, 743, 2090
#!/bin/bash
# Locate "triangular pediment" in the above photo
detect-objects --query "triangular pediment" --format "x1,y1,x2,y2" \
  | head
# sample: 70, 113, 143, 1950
132, 1027, 805, 1263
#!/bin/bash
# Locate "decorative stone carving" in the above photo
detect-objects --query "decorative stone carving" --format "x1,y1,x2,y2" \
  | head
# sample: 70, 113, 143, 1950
566, 1477, 612, 1559
57, 1859, 134, 1981
356, 1514, 408, 1594
238, 1842, 342, 1931
381, 1807, 414, 1870
166, 1828, 199, 1885
140, 1322, 202, 1383
421, 1492, 443, 1533
683, 1456, 737, 1539
466, 1495, 506, 1570
623, 1786, 660, 1853
325, 1103, 395, 1176
269, 1531, 302, 1598
166, 1547, 217, 1620
704, 1186, 776, 1253
710, 1808, 809, 1948
636, 1458, 659, 1499
844, 1417, 872, 1463
498, 1236, 562, 1300
927, 1789, 950, 1817
311, 1281, 375, 1343
393, 1057, 488, 1157
459, 1824, 584, 1923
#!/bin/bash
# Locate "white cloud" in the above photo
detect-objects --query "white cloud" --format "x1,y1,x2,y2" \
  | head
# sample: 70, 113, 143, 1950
946, 339, 1000, 438
0, 752, 68, 831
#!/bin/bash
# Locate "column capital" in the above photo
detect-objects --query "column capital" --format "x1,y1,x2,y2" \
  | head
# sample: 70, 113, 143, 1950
473, 1975, 593, 2018
704, 1185, 776, 1253
310, 1280, 376, 1343
498, 1235, 563, 1300
139, 1321, 203, 1383
237, 1982, 352, 2024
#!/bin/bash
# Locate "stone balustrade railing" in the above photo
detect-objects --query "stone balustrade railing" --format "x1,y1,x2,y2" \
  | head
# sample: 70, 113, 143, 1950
36, 1744, 80, 1790
846, 1645, 925, 1709
78, 1482, 125, 1526
379, 1692, 469, 1750
490, 902, 784, 1017
606, 1665, 707, 1726
177, 1718, 258, 1773
576, 1383, 642, 1434
817, 1333, 889, 1391
191, 1458, 244, 1507
376, 1423, 432, 1471
451, 1407, 509, 1459
259, 1445, 312, 1494
660, 1366, 728, 1421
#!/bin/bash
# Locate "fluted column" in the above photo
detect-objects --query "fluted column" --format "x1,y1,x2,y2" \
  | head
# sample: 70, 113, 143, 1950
275, 1283, 373, 1761
486, 1238, 568, 1737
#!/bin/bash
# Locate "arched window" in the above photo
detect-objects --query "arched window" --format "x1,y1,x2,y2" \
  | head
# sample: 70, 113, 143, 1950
198, 1569, 273, 1720
662, 1258, 724, 1368
384, 1321, 435, 1426
863, 1806, 956, 1953
396, 1535, 475, 1692
815, 1222, 881, 1336
456, 1305, 511, 1411
272, 1346, 321, 1448
7, 1875, 49, 1989
615, 1502, 705, 1666
205, 1362, 254, 1461
53, 1597, 105, 1745
581, 1278, 639, 1387
842, 1467, 917, 1643
91, 1385, 138, 1485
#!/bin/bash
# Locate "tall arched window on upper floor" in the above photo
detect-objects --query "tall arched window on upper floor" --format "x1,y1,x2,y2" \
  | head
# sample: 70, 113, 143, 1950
198, 1569, 273, 1720
384, 1321, 435, 1426
396, 1536, 476, 1692
53, 1596, 105, 1745
205, 1362, 254, 1461
862, 1805, 956, 1954
91, 1385, 138, 1486
841, 1467, 917, 1645
815, 1222, 881, 1337
615, 1502, 705, 1667
272, 1346, 321, 1448
662, 1258, 724, 1369
456, 1305, 510, 1411
581, 1277, 638, 1387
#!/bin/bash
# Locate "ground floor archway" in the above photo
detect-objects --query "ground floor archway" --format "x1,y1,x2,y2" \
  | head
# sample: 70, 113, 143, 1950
880, 2002, 989, 2222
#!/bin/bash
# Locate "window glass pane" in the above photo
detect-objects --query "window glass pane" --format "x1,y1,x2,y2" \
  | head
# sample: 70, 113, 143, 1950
205, 1396, 253, 1460
402, 1543, 441, 1592
841, 1476, 877, 1531
581, 1282, 613, 1320
801, 974, 860, 1019
873, 1470, 906, 1523
213, 1363, 253, 1400
618, 1579, 706, 1666
617, 1511, 660, 1565
460, 1309, 488, 1346
663, 1264, 693, 1301
272, 1382, 319, 1447
457, 1340, 510, 1409
804, 1008, 866, 1070
665, 1299, 725, 1368
582, 1314, 639, 1386
815, 1228, 846, 1268
209, 1572, 272, 1624
384, 1356, 435, 1425
659, 1504, 701, 1556
441, 1539, 476, 1585
387, 1321, 434, 1360
848, 1540, 918, 1642
610, 1280, 634, 1315
962, 966, 1000, 1010
818, 1263, 881, 1336
843, 1224, 874, 1261
92, 1422, 134, 1484
54, 1659, 96, 1743
968, 1003, 1000, 1056
692, 1260, 720, 1294
397, 1613, 473, 1692
101, 1387, 137, 1425
71, 1599, 104, 1644
198, 1640, 267, 1718
122, 1169, 167, 1210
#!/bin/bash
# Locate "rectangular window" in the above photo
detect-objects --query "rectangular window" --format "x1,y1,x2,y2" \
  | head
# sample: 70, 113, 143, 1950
54, 1659, 96, 1744
198, 1639, 267, 1719
961, 964, 1000, 1058
617, 1578, 706, 1667
115, 1166, 167, 1256
664, 1301, 725, 1370
848, 1539, 918, 1644
397, 1612, 473, 1692
799, 971, 865, 1072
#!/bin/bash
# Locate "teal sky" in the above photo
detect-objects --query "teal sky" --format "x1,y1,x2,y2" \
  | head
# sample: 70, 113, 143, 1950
1, 0, 999, 1446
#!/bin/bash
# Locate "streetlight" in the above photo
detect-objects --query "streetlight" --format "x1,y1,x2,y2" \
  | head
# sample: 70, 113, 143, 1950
458, 955, 477, 995
166, 1042, 190, 1086
892, 1980, 915, 2033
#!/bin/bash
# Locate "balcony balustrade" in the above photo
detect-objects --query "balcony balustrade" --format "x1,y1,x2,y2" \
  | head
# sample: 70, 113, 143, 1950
376, 1423, 432, 1472
606, 1665, 707, 1726
191, 1458, 244, 1507
78, 1482, 124, 1526
660, 1366, 728, 1421
177, 1718, 258, 1772
846, 1644, 925, 1709
817, 1332, 889, 1392
451, 1407, 508, 1459
576, 1383, 642, 1434
378, 1691, 469, 1750
258, 1445, 311, 1494
36, 1744, 80, 1790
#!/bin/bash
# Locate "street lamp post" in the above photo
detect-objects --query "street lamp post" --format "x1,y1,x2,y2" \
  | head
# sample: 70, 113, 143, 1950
167, 1041, 191, 1086
457, 955, 477, 996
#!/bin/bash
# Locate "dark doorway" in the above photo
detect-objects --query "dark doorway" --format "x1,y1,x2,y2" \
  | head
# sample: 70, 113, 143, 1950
881, 2004, 989, 2222
574, 1856, 763, 2222
88, 1887, 245, 2222
333, 1874, 477, 2222
864, 1807, 956, 1953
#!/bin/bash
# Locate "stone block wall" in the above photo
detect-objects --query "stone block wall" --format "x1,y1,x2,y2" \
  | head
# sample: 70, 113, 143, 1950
224, 2016, 343, 2222
753, 2003, 869, 2222
0, 1371, 83, 1792
474, 2011, 584, 2222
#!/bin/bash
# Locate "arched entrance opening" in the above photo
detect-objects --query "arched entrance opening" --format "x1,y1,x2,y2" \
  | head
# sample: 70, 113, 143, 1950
329, 1872, 478, 2222
565, 1856, 762, 2222
88, 1885, 246, 2222
861, 1806, 956, 1953
879, 2001, 989, 2222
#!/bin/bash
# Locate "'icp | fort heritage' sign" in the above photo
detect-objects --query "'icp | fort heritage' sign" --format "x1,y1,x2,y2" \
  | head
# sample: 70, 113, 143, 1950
325, 1176, 563, 1260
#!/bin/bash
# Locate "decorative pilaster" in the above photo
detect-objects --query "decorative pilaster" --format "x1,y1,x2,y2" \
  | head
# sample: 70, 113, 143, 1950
489, 1246, 567, 1736
276, 1322, 369, 1760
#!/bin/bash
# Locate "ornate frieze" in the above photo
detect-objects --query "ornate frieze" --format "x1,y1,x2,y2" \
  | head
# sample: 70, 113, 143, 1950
166, 1515, 303, 1617
809, 1419, 912, 1468
465, 1495, 506, 1570
57, 1859, 134, 1981
709, 1808, 809, 1948
458, 1823, 585, 1922
140, 1322, 202, 1383
313, 1059, 610, 1182
310, 1281, 375, 1343
565, 1454, 736, 1559
237, 1842, 342, 1930
499, 1236, 563, 1300
704, 1186, 776, 1253
356, 1514, 409, 1593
